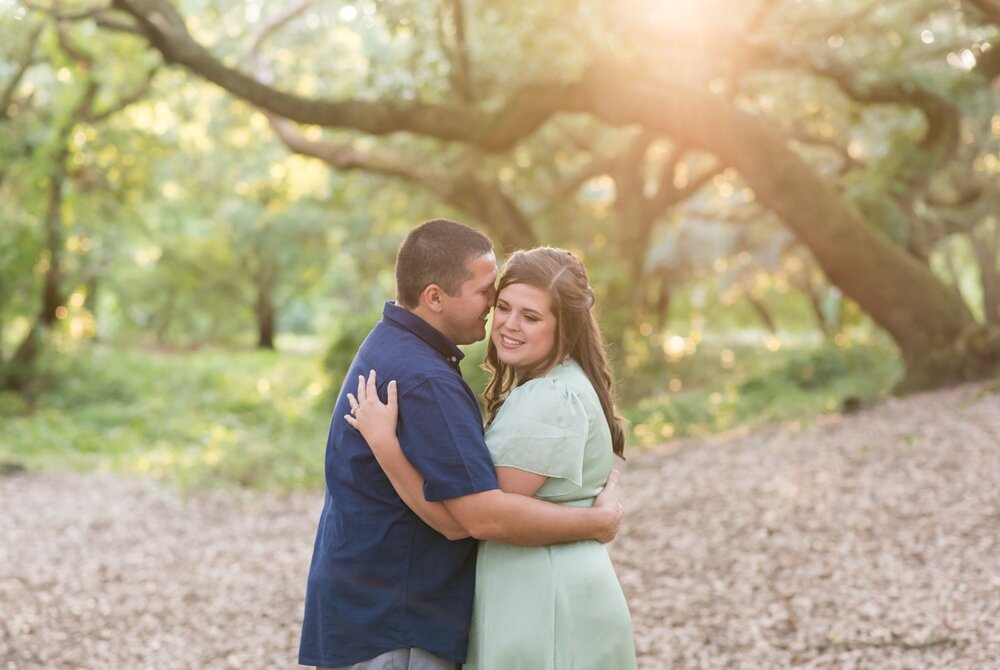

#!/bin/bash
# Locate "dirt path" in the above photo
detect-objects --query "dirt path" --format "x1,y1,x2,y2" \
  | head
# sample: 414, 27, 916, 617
2, 383, 998, 669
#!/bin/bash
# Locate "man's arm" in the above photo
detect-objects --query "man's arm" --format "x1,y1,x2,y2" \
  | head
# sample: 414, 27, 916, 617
366, 431, 470, 541
361, 437, 622, 545
346, 376, 468, 540
347, 370, 623, 545
443, 470, 622, 546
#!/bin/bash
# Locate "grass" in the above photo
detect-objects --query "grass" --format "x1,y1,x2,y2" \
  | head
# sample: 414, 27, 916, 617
622, 332, 902, 447
0, 332, 902, 489
0, 341, 334, 491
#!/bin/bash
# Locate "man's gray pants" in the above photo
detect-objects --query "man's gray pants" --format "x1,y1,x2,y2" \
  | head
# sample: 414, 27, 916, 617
318, 647, 459, 670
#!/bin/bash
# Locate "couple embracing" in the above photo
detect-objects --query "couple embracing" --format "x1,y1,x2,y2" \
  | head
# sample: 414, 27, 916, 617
299, 219, 637, 670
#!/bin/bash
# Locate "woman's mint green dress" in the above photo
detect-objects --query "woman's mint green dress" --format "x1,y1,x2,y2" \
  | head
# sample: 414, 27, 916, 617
463, 360, 637, 670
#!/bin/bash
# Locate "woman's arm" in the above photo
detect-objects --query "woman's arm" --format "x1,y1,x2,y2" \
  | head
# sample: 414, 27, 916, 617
495, 467, 547, 497
346, 371, 470, 541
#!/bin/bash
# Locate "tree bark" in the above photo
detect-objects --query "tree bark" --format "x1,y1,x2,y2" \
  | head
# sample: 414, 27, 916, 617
256, 283, 276, 350
38, 164, 67, 328
2, 99, 75, 391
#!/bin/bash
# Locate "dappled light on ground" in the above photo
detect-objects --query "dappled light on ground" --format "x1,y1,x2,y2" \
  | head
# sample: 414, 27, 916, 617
2, 382, 997, 668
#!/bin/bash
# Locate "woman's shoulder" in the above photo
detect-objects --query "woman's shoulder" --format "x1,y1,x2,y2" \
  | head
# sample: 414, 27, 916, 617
501, 361, 594, 415
512, 360, 580, 395
543, 359, 600, 400
488, 364, 590, 441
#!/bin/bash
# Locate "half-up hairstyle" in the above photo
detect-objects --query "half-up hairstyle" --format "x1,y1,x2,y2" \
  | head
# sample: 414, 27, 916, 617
484, 247, 626, 457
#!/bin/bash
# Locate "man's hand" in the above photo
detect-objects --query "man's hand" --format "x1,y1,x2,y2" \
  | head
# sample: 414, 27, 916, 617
592, 469, 624, 543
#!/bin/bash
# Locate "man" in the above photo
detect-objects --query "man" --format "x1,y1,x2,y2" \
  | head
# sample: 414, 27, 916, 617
299, 219, 622, 670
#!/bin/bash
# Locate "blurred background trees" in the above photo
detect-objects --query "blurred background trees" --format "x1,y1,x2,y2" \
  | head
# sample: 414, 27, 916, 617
2, 0, 999, 486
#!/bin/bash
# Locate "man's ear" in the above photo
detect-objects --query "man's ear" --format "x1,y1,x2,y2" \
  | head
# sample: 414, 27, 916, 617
420, 284, 446, 313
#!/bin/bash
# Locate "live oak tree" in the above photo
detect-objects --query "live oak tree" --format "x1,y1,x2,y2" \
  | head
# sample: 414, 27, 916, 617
79, 0, 1000, 390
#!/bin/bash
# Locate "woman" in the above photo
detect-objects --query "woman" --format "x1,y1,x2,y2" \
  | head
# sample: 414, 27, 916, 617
347, 247, 636, 669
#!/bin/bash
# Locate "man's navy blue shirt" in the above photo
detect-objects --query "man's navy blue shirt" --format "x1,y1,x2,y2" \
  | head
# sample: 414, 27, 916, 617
299, 302, 499, 667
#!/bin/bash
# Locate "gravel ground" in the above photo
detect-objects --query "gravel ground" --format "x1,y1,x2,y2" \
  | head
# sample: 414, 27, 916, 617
2, 382, 999, 669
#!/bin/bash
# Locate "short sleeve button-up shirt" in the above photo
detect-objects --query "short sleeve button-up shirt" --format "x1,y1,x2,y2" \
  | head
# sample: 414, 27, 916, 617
299, 302, 499, 667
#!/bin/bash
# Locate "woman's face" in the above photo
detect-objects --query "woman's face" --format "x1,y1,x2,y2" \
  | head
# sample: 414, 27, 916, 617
491, 282, 558, 378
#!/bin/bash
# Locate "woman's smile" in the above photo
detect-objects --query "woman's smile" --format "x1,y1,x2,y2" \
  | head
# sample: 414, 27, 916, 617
490, 283, 558, 376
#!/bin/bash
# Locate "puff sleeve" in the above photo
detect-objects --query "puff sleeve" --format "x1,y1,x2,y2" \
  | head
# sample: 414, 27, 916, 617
484, 377, 590, 486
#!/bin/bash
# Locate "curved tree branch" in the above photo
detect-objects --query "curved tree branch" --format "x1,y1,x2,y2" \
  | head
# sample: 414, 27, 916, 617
577, 62, 974, 365
111, 0, 581, 151
247, 0, 534, 251
742, 41, 960, 192
104, 0, 980, 382
249, 2, 450, 196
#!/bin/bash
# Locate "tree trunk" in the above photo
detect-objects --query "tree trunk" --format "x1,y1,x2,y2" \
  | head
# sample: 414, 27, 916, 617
973, 219, 1000, 324
82, 273, 100, 341
256, 285, 276, 350
650, 270, 673, 329
38, 168, 67, 328
746, 294, 778, 335
578, 69, 987, 391
1, 145, 69, 392
443, 172, 537, 254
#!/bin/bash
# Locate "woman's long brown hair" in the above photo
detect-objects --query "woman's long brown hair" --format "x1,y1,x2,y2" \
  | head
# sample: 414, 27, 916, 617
484, 247, 626, 457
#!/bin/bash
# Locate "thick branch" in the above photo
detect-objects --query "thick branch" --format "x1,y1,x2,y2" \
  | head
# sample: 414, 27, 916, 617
248, 2, 462, 212
23, 1, 109, 21
111, 0, 581, 151
94, 15, 145, 35
580, 63, 974, 363
745, 43, 960, 186
244, 1, 537, 251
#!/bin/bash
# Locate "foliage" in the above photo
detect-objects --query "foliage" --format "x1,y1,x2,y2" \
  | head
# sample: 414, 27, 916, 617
4, 0, 1000, 486
0, 342, 332, 490
0, 337, 900, 489
624, 334, 901, 448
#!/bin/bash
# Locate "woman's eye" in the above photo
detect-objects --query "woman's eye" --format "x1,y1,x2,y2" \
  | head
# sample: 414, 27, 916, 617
496, 303, 509, 312
525, 315, 539, 322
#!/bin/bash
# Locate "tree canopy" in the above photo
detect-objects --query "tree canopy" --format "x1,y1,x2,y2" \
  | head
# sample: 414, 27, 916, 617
3, 0, 1000, 393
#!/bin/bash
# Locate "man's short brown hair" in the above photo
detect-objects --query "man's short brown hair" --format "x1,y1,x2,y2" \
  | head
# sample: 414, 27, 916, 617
395, 219, 493, 308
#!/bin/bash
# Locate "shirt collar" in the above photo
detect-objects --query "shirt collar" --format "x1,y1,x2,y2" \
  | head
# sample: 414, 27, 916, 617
382, 301, 465, 370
